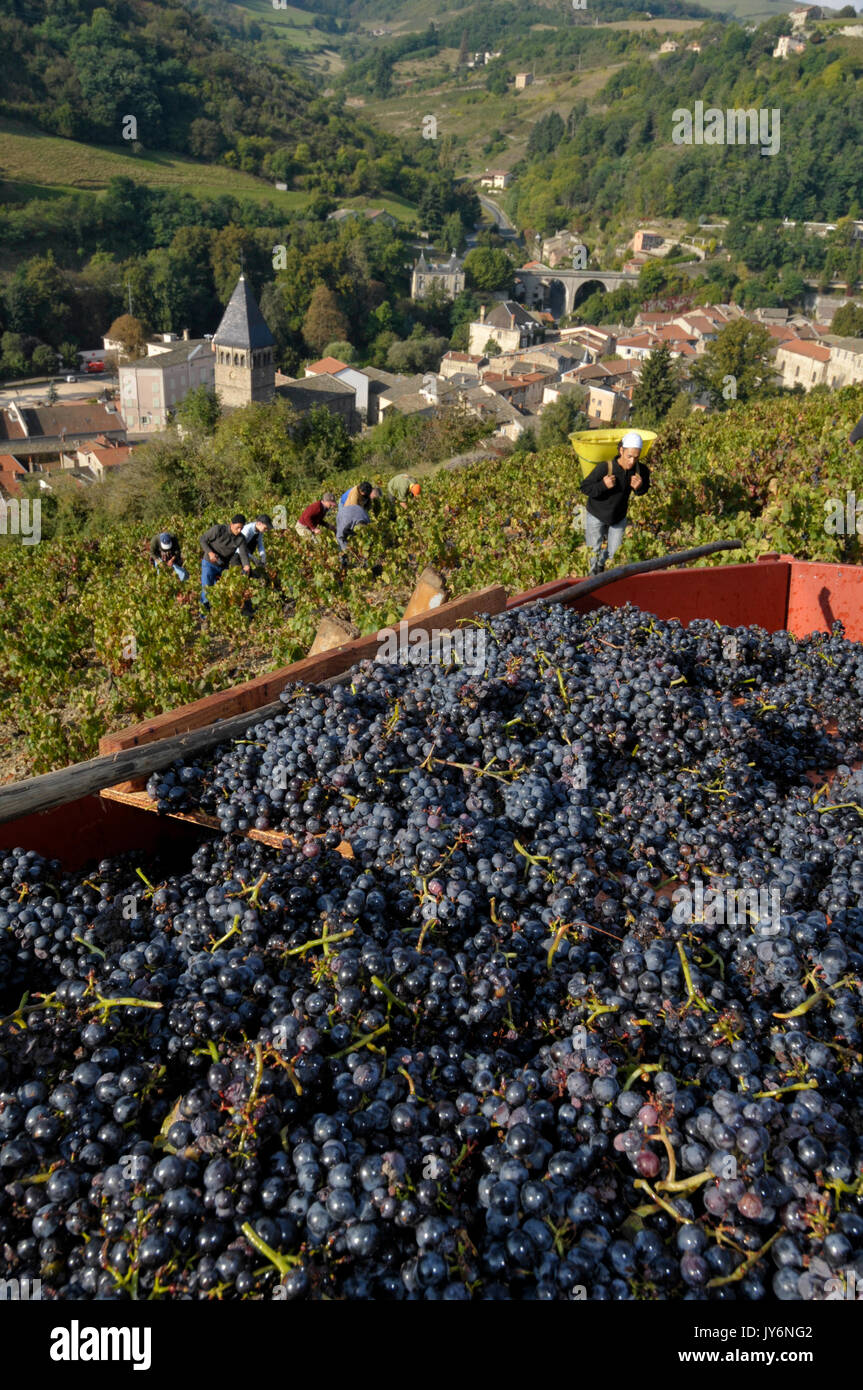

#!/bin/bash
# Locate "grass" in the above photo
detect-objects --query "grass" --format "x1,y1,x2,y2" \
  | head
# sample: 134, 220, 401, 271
0, 120, 313, 209
340, 194, 419, 222
360, 61, 626, 173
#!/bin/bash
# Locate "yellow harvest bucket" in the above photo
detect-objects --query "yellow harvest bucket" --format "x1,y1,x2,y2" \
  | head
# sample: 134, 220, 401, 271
570, 428, 657, 479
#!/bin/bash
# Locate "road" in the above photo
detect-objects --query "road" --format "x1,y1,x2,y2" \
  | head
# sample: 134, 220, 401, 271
0, 375, 119, 409
477, 193, 519, 236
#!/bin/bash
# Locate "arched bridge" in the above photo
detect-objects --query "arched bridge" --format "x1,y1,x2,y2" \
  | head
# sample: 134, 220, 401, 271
515, 267, 639, 318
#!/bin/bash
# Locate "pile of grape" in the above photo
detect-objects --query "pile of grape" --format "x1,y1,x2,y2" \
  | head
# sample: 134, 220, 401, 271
2, 601, 862, 1301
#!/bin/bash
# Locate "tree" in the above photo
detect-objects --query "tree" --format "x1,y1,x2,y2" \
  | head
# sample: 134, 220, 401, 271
483, 337, 502, 356
486, 66, 509, 96
0, 331, 28, 377
690, 319, 775, 409
631, 344, 678, 426
464, 248, 513, 293
386, 335, 448, 373
457, 29, 469, 66
176, 386, 221, 435
31, 344, 58, 376
665, 391, 692, 427
512, 426, 538, 454
830, 302, 863, 337
106, 314, 148, 359
536, 393, 588, 450
295, 405, 354, 478
638, 260, 669, 299
302, 285, 349, 355
322, 341, 358, 364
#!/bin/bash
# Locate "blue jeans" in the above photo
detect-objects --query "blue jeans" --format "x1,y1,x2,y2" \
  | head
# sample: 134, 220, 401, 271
153, 558, 188, 582
200, 556, 225, 606
584, 511, 627, 569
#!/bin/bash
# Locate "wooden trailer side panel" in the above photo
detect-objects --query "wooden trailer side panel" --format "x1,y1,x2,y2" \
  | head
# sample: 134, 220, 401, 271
786, 562, 863, 643
559, 560, 791, 633
0, 794, 205, 869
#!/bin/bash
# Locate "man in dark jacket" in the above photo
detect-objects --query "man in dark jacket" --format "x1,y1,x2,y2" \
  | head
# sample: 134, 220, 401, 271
150, 531, 188, 582
580, 431, 650, 575
200, 514, 251, 608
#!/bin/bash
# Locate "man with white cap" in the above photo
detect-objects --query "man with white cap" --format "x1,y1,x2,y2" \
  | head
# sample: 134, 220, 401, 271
579, 430, 650, 575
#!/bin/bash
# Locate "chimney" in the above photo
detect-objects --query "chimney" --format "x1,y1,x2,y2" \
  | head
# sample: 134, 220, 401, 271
183, 328, 190, 341
480, 305, 486, 323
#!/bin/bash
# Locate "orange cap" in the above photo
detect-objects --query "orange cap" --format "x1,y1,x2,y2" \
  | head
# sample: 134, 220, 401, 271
410, 482, 421, 497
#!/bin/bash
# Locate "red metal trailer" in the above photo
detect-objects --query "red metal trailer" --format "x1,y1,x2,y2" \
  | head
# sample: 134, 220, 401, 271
2, 554, 860, 869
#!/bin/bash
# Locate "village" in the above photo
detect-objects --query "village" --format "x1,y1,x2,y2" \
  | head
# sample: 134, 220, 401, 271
2, 208, 863, 501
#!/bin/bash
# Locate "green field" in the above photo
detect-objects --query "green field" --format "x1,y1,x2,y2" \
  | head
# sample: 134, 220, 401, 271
202, 0, 330, 44
0, 121, 313, 209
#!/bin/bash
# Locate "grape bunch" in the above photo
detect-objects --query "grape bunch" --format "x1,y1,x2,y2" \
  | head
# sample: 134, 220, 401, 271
1, 601, 862, 1301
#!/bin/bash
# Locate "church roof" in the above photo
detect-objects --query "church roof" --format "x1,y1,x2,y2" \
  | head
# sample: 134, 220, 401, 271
214, 275, 274, 350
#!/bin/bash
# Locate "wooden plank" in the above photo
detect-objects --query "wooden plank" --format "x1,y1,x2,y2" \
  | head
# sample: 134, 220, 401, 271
100, 788, 355, 857
99, 584, 507, 755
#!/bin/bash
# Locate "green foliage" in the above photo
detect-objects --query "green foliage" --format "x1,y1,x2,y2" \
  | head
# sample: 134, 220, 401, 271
3, 386, 863, 776
175, 386, 222, 436
535, 394, 588, 451
830, 302, 863, 338
690, 319, 776, 411
508, 32, 863, 234
463, 247, 514, 294
385, 336, 449, 373
631, 344, 679, 428
322, 340, 358, 364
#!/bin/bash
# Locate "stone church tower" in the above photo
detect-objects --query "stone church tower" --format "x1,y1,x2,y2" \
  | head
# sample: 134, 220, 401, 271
213, 274, 275, 409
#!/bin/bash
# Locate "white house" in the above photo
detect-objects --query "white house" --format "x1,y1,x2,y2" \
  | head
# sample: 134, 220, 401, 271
304, 357, 371, 421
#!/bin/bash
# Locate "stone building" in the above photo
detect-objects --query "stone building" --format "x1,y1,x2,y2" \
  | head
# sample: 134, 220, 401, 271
411, 252, 465, 301
213, 275, 276, 410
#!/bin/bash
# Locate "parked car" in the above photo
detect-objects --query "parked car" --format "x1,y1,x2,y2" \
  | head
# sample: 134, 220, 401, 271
65, 375, 77, 383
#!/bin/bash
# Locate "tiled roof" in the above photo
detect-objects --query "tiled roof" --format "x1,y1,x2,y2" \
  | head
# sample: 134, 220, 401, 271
777, 340, 830, 362
0, 453, 26, 497
82, 446, 135, 467
3, 402, 124, 439
306, 357, 350, 375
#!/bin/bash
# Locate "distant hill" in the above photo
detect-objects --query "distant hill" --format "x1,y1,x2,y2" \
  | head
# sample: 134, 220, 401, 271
0, 0, 383, 179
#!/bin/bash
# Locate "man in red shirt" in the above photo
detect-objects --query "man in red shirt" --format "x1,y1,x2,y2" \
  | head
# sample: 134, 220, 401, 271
296, 492, 337, 541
